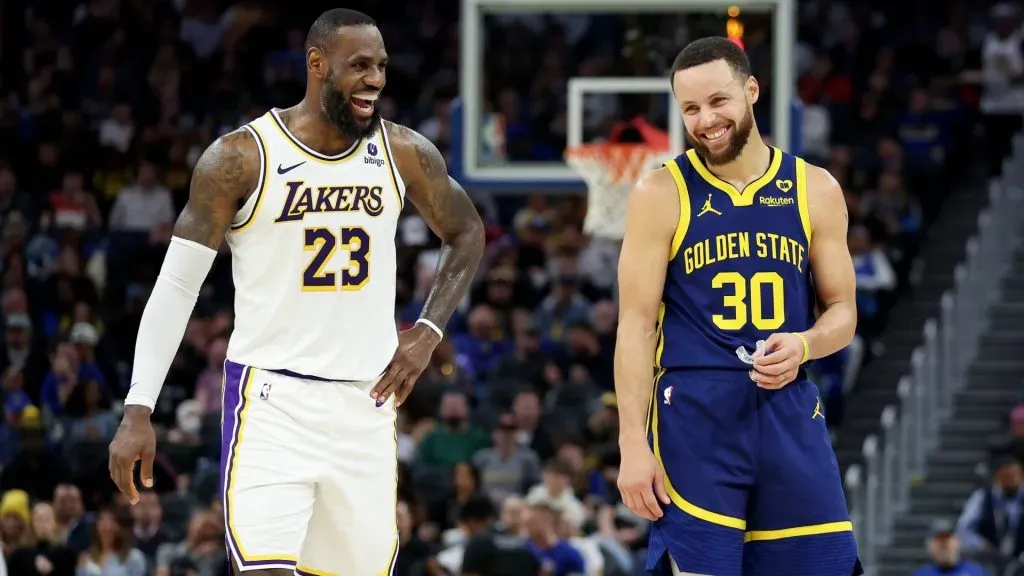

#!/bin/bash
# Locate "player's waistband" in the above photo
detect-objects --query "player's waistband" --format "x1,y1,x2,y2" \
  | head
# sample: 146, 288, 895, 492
660, 367, 808, 384
225, 359, 360, 383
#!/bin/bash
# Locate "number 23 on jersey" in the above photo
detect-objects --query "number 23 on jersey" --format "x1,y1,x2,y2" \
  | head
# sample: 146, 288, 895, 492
302, 226, 370, 291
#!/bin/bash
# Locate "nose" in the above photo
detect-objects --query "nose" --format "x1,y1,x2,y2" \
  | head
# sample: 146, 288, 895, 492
364, 68, 385, 90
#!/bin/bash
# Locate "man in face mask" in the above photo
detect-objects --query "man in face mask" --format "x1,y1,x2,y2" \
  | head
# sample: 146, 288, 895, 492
910, 519, 986, 576
417, 391, 490, 468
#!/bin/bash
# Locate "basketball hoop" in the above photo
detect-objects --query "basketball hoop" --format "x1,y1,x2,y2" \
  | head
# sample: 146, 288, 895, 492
565, 119, 673, 240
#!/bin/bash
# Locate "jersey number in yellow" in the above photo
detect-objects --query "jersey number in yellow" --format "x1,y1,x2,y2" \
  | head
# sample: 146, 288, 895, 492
712, 271, 785, 330
302, 227, 370, 291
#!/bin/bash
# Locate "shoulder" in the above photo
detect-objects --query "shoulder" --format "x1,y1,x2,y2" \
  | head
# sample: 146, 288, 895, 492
625, 166, 682, 233
383, 120, 445, 181
192, 127, 262, 196
800, 159, 846, 222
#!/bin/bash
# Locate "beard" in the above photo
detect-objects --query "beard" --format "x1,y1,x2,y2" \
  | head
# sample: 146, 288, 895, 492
320, 69, 380, 141
687, 106, 754, 166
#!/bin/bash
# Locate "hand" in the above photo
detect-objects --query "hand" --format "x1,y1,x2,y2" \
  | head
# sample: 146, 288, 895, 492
617, 443, 670, 521
35, 554, 53, 575
108, 405, 157, 505
751, 332, 806, 390
370, 323, 441, 407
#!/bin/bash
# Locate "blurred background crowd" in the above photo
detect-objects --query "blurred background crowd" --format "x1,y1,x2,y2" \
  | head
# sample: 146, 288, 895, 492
1, 0, 1023, 575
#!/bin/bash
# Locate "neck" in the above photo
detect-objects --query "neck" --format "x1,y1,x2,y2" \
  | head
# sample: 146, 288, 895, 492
287, 100, 359, 155
706, 133, 770, 184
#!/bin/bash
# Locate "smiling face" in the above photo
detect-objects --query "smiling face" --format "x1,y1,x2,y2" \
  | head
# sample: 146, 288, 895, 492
312, 24, 387, 140
672, 59, 758, 166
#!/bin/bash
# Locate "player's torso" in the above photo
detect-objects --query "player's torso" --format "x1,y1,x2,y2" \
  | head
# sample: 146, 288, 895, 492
658, 147, 815, 372
225, 110, 404, 380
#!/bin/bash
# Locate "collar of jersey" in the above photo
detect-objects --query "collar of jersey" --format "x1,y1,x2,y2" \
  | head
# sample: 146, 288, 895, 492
685, 146, 782, 207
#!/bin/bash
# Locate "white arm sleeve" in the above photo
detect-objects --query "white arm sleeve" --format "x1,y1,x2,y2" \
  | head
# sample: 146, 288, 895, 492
124, 236, 218, 410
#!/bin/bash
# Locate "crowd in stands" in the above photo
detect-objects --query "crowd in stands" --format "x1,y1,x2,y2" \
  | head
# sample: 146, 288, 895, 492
0, 0, 1013, 575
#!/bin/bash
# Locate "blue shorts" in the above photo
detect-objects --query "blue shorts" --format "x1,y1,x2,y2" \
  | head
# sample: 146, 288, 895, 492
646, 369, 862, 576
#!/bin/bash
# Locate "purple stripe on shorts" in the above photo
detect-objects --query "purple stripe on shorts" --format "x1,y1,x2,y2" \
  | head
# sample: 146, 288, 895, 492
220, 359, 247, 492
220, 359, 250, 565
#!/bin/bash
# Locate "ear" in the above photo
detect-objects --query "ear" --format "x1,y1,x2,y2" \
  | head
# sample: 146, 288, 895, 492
745, 76, 760, 105
307, 47, 326, 80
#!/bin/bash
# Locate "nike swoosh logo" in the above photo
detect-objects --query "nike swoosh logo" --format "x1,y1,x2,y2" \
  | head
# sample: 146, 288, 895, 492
277, 161, 306, 174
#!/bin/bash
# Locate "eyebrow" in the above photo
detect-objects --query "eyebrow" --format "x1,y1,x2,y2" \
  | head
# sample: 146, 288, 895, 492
680, 91, 731, 106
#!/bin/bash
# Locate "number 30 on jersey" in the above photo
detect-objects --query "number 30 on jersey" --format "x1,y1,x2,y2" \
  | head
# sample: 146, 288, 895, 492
302, 227, 370, 291
712, 271, 785, 330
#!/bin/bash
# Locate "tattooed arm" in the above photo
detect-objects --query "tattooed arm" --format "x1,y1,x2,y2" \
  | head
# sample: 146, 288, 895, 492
111, 128, 260, 504
121, 129, 260, 412
386, 121, 485, 331
174, 129, 262, 247
369, 122, 484, 406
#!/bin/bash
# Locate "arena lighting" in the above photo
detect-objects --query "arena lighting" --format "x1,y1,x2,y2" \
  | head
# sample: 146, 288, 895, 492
727, 16, 745, 49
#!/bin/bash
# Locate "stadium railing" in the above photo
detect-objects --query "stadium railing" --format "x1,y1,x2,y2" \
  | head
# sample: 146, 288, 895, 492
845, 135, 1024, 572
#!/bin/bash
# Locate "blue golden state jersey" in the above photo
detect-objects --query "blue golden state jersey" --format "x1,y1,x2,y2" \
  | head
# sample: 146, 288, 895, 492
656, 147, 815, 371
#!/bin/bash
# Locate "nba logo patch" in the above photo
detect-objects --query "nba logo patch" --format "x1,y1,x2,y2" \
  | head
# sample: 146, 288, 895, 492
367, 142, 378, 156
259, 382, 271, 401
663, 386, 673, 405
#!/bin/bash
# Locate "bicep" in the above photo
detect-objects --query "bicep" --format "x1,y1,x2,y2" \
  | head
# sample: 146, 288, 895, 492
808, 177, 856, 307
173, 130, 259, 249
390, 123, 482, 241
617, 178, 676, 325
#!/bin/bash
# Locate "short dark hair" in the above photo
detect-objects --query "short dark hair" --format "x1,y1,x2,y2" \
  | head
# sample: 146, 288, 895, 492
458, 495, 497, 522
670, 37, 751, 83
306, 9, 377, 51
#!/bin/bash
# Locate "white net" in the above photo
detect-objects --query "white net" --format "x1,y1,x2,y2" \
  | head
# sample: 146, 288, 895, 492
566, 144, 672, 240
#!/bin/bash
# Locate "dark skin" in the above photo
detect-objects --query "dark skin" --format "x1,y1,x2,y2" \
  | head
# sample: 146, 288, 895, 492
108, 24, 484, 559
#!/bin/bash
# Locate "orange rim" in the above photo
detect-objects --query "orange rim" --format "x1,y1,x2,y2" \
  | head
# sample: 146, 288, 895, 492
566, 143, 668, 184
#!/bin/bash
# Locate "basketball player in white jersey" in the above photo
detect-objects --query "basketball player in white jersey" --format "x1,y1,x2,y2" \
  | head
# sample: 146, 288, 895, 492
107, 9, 484, 576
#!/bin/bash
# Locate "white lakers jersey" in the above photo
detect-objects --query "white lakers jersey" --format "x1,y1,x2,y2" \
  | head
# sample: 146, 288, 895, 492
224, 109, 404, 380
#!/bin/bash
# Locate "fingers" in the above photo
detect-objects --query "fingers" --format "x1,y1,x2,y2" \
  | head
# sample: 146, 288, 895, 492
140, 448, 156, 489
618, 482, 662, 521
394, 374, 416, 407
750, 368, 798, 389
108, 449, 139, 505
370, 365, 399, 406
653, 467, 671, 505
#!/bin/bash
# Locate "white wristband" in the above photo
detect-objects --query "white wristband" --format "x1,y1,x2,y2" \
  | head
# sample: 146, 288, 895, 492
415, 318, 444, 339
124, 236, 217, 410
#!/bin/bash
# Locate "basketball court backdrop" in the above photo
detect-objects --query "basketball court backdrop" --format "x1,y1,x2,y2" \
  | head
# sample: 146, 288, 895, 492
452, 0, 804, 238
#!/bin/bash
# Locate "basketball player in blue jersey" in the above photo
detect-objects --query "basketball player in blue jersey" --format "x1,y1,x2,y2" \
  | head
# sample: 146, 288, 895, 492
615, 38, 862, 576
107, 9, 484, 576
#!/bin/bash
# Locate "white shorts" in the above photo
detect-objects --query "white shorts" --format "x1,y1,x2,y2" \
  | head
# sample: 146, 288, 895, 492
220, 360, 398, 575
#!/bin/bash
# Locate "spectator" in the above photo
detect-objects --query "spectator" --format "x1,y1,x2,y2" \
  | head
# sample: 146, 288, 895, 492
153, 508, 225, 576
428, 461, 485, 533
474, 413, 542, 502
461, 496, 540, 576
129, 491, 168, 566
525, 460, 586, 532
418, 391, 490, 469
848, 224, 897, 338
53, 485, 90, 553
956, 450, 1024, 565
6, 501, 78, 576
454, 305, 512, 380
0, 415, 62, 503
523, 502, 586, 576
0, 489, 32, 556
394, 500, 432, 576
535, 261, 591, 343
76, 508, 146, 576
511, 390, 556, 462
910, 519, 987, 576
108, 162, 175, 234
980, 3, 1024, 175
